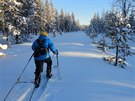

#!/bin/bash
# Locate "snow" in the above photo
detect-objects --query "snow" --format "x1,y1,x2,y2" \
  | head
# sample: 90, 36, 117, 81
0, 44, 8, 56
0, 52, 5, 56
14, 1, 22, 6
0, 44, 8, 50
0, 31, 135, 101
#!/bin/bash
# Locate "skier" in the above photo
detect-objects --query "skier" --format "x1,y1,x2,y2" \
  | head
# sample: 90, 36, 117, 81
32, 31, 58, 86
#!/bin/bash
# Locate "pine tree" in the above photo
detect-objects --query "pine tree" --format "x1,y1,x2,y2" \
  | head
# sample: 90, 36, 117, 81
0, 0, 4, 32
17, 0, 35, 43
49, 1, 56, 33
104, 10, 134, 68
108, 0, 135, 67
44, 0, 56, 33
113, 0, 134, 18
71, 12, 76, 31
129, 9, 135, 29
86, 3, 135, 67
0, 0, 36, 44
54, 9, 61, 35
86, 12, 107, 52
59, 9, 65, 32
0, 0, 21, 44
64, 13, 71, 32
33, 0, 46, 34
74, 19, 80, 31
86, 13, 102, 43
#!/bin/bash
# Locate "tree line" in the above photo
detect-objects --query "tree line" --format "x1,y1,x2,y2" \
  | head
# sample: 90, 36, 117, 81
0, 0, 81, 44
85, 0, 135, 68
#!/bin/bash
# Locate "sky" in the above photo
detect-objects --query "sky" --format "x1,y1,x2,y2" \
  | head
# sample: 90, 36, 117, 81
51, 0, 113, 25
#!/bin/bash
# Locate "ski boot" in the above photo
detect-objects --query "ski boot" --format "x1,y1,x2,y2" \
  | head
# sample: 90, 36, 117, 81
46, 73, 52, 79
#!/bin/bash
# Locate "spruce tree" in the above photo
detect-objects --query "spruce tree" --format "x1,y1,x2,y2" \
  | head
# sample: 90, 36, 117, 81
33, 0, 45, 34
44, 0, 55, 33
54, 9, 61, 35
59, 9, 65, 32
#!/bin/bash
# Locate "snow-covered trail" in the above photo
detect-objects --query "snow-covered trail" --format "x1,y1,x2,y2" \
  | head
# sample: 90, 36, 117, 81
0, 43, 35, 100
44, 32, 135, 101
0, 31, 135, 101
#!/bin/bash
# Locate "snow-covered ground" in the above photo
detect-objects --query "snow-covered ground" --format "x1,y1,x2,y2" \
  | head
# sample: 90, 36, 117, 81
0, 31, 135, 101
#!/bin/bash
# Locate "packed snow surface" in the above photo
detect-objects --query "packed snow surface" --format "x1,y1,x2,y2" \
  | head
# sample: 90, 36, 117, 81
0, 31, 135, 101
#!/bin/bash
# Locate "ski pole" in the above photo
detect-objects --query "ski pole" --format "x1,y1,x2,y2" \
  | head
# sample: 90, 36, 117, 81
56, 54, 59, 66
56, 54, 60, 80
16, 53, 34, 83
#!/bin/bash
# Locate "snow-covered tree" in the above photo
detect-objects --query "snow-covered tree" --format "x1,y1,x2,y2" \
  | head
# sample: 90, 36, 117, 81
0, 0, 20, 43
32, 0, 45, 34
74, 19, 80, 31
64, 13, 72, 32
0, 0, 81, 43
0, 1, 4, 32
44, 0, 56, 33
0, 0, 35, 44
129, 8, 135, 32
54, 9, 61, 35
113, 0, 135, 18
16, 0, 35, 42
70, 12, 76, 31
86, 0, 135, 68
59, 9, 65, 32
86, 13, 104, 43
104, 10, 135, 68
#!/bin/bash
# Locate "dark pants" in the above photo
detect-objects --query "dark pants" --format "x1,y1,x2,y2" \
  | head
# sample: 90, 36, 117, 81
34, 57, 52, 77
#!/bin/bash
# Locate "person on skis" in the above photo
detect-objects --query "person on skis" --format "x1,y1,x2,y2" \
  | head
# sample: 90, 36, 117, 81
32, 31, 58, 86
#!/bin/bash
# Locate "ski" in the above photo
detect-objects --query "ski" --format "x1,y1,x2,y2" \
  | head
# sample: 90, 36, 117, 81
29, 85, 37, 101
28, 77, 50, 101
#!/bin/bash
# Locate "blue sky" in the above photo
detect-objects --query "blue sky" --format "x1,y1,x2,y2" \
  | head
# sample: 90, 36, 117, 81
50, 0, 112, 25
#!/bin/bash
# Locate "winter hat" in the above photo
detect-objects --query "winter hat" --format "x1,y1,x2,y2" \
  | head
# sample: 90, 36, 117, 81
40, 31, 48, 36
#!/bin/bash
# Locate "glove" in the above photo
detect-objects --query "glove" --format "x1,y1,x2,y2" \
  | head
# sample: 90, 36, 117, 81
55, 49, 58, 55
